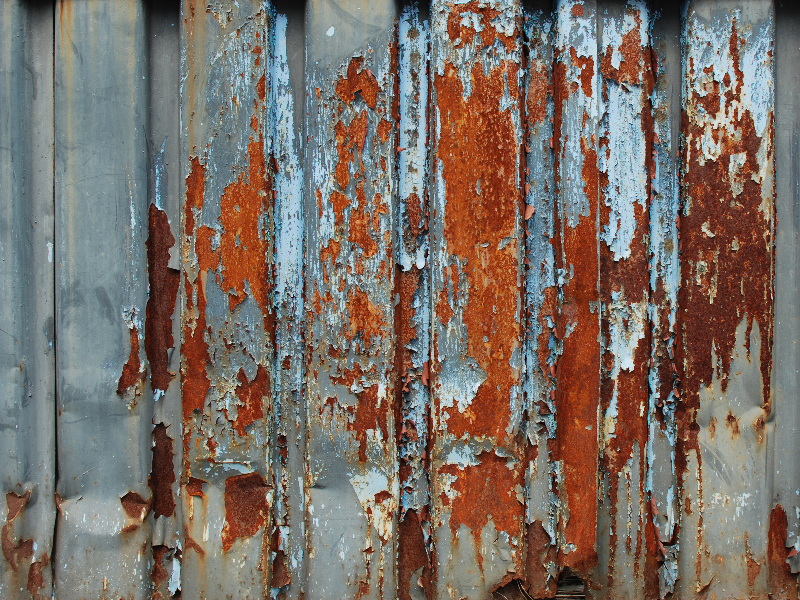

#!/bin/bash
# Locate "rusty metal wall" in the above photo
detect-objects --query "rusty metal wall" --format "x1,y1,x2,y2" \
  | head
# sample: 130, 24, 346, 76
1, 1, 799, 599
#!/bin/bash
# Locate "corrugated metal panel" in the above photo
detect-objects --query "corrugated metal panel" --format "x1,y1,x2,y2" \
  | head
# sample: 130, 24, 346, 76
0, 1, 798, 599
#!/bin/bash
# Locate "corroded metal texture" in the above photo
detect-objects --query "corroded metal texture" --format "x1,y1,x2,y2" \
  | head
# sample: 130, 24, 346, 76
180, 1, 275, 597
552, 0, 600, 578
4, 1, 800, 598
304, 0, 398, 597
596, 2, 653, 596
0, 3, 55, 599
523, 7, 559, 597
430, 1, 525, 596
270, 10, 307, 600
396, 5, 434, 599
677, 2, 777, 598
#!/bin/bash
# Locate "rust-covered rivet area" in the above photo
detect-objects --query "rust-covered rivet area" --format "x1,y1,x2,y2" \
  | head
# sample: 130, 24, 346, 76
3, 0, 800, 599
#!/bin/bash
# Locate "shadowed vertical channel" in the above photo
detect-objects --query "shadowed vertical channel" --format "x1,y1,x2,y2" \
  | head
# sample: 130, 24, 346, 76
522, 6, 559, 597
396, 3, 434, 599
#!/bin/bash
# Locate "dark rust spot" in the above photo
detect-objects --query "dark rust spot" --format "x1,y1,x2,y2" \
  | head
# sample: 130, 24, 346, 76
231, 365, 269, 436
117, 326, 145, 396
145, 204, 180, 392
221, 472, 269, 552
149, 423, 176, 519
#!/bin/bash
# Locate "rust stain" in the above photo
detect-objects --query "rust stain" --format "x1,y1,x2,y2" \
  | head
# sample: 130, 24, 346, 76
434, 58, 522, 444
551, 30, 600, 575
145, 203, 180, 392
439, 452, 524, 571
231, 365, 269, 436
346, 287, 386, 350
768, 505, 798, 599
149, 423, 176, 519
398, 510, 433, 600
525, 520, 557, 598
219, 134, 272, 314
26, 555, 48, 599
117, 326, 145, 395
120, 491, 150, 521
186, 477, 206, 498
221, 472, 269, 552
446, 1, 516, 50
181, 275, 210, 420
151, 545, 170, 596
336, 57, 379, 109
1, 491, 33, 573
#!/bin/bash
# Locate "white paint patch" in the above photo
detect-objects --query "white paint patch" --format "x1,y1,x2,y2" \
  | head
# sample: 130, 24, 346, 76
47, 240, 53, 263
326, 26, 335, 37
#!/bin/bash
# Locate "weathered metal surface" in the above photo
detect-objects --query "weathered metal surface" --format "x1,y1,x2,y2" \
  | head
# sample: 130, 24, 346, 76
270, 8, 307, 600
596, 2, 653, 596
396, 4, 434, 599
552, 0, 601, 579
0, 3, 55, 599
180, 1, 275, 597
148, 4, 183, 598
304, 0, 398, 597
522, 7, 559, 597
430, 1, 525, 596
647, 4, 682, 597
2, 1, 800, 598
677, 2, 777, 598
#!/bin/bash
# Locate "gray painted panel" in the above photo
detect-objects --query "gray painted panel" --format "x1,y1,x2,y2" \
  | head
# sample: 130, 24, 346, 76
54, 1, 152, 598
0, 2, 56, 598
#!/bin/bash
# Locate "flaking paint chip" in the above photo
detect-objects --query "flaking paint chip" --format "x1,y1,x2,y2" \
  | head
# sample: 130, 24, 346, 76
327, 26, 335, 37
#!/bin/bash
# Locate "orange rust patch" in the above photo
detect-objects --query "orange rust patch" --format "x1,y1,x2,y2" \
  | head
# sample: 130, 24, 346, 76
26, 555, 48, 598
349, 183, 379, 257
347, 287, 386, 349
218, 133, 272, 313
525, 520, 557, 597
117, 326, 145, 395
527, 65, 549, 125
336, 56, 379, 109
768, 505, 798, 599
377, 118, 392, 142
571, 3, 584, 17
232, 365, 268, 436
348, 384, 388, 463
149, 423, 176, 519
1, 491, 33, 573
551, 38, 600, 576
398, 510, 434, 600
434, 58, 521, 443
221, 472, 269, 552
569, 47, 595, 99
145, 204, 180, 392
121, 491, 151, 525
195, 225, 220, 274
446, 1, 516, 50
439, 452, 524, 561
185, 156, 205, 233
600, 10, 648, 86
186, 477, 206, 498
181, 276, 211, 420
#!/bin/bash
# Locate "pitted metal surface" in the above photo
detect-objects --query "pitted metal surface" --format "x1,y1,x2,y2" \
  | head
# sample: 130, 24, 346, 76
0, 1, 798, 599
